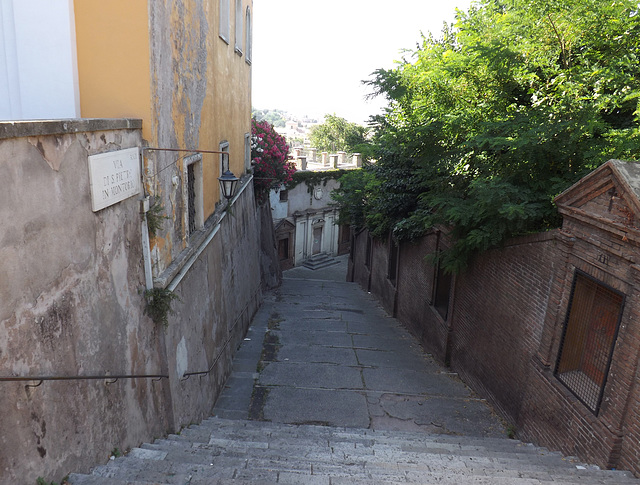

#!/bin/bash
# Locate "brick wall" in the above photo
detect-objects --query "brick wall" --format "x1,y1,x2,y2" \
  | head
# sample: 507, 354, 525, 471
368, 236, 397, 316
349, 219, 640, 475
517, 219, 640, 469
450, 231, 558, 423
395, 233, 450, 362
349, 230, 371, 290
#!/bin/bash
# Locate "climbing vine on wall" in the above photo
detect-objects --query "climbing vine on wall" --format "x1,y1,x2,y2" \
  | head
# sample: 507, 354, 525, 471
286, 169, 351, 194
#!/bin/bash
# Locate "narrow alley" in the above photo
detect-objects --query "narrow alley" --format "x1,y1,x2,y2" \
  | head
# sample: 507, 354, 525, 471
213, 255, 505, 436
69, 256, 639, 484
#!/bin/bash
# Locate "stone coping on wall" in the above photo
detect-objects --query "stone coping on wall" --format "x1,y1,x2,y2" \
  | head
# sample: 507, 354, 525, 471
0, 118, 143, 140
503, 229, 560, 247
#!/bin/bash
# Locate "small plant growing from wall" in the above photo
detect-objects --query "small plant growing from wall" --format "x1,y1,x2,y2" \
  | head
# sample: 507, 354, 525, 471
144, 287, 180, 327
146, 200, 169, 239
36, 478, 69, 485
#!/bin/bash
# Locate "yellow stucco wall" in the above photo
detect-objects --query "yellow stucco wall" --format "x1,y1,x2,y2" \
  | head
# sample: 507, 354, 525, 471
74, 0, 252, 274
74, 0, 153, 141
200, 0, 252, 216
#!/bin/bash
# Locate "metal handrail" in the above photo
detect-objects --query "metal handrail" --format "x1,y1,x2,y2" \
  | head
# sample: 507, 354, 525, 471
0, 373, 168, 387
180, 286, 261, 381
3, 277, 261, 387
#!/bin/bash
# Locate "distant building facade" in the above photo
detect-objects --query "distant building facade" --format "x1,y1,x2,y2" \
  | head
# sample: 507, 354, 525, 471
270, 149, 360, 269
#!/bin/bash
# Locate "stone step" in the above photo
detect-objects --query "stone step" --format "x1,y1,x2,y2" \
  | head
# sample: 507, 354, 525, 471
302, 252, 340, 270
72, 450, 638, 485
141, 435, 572, 470
67, 418, 639, 485
179, 418, 578, 460
70, 456, 638, 485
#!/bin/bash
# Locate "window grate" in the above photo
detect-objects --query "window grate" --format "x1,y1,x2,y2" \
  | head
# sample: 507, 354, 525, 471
555, 271, 624, 414
187, 163, 196, 235
434, 263, 452, 320
365, 236, 372, 268
388, 237, 398, 285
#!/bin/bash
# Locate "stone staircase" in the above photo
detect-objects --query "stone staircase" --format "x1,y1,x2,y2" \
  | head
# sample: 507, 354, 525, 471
68, 417, 638, 484
302, 252, 339, 270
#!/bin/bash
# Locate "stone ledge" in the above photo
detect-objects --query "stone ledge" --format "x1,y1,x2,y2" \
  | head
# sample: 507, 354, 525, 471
0, 118, 143, 140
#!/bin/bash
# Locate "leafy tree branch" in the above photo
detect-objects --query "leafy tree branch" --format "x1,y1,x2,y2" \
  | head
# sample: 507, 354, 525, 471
338, 0, 640, 272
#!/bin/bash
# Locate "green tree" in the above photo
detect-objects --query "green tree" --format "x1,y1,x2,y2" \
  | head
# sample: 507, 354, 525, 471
356, 0, 640, 272
331, 168, 376, 231
252, 108, 287, 128
309, 114, 371, 156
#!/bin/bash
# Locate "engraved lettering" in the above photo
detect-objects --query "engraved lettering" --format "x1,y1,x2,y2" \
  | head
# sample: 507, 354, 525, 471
88, 148, 140, 212
597, 253, 610, 266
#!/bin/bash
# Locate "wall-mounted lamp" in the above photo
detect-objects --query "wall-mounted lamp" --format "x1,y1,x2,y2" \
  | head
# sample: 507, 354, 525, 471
218, 170, 239, 202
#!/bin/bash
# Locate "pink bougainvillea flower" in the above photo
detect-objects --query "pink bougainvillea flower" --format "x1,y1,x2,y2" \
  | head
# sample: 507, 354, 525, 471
251, 118, 295, 204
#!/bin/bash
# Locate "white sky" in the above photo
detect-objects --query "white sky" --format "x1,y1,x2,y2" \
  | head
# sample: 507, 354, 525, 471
252, 0, 473, 124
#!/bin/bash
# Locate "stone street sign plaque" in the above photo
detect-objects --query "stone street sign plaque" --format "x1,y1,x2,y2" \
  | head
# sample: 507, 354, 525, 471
88, 147, 141, 212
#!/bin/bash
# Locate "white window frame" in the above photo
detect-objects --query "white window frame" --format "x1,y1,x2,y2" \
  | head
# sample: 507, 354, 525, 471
245, 6, 252, 64
220, 140, 230, 176
234, 0, 243, 55
219, 0, 230, 44
244, 132, 251, 172
182, 153, 204, 238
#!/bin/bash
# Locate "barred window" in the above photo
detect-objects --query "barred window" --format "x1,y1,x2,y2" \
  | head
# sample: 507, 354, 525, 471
555, 271, 624, 414
365, 235, 372, 268
183, 154, 203, 238
187, 163, 196, 234
244, 132, 251, 171
388, 236, 398, 286
433, 262, 452, 320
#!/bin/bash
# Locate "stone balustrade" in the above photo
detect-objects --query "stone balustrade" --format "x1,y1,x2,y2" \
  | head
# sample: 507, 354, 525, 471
293, 146, 362, 171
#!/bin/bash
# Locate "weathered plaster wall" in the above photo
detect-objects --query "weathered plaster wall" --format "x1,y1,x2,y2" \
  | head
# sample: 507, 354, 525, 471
202, 0, 253, 208
0, 121, 270, 484
0, 120, 170, 484
260, 202, 283, 290
286, 179, 340, 215
147, 0, 253, 276
270, 188, 288, 220
75, 0, 253, 278
161, 180, 263, 427
147, 0, 208, 274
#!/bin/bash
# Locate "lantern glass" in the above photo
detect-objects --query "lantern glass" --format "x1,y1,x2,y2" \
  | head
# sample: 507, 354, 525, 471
218, 170, 239, 201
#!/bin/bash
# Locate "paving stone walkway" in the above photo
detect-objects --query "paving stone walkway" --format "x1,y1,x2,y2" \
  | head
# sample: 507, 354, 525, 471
212, 255, 506, 436
69, 255, 640, 483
